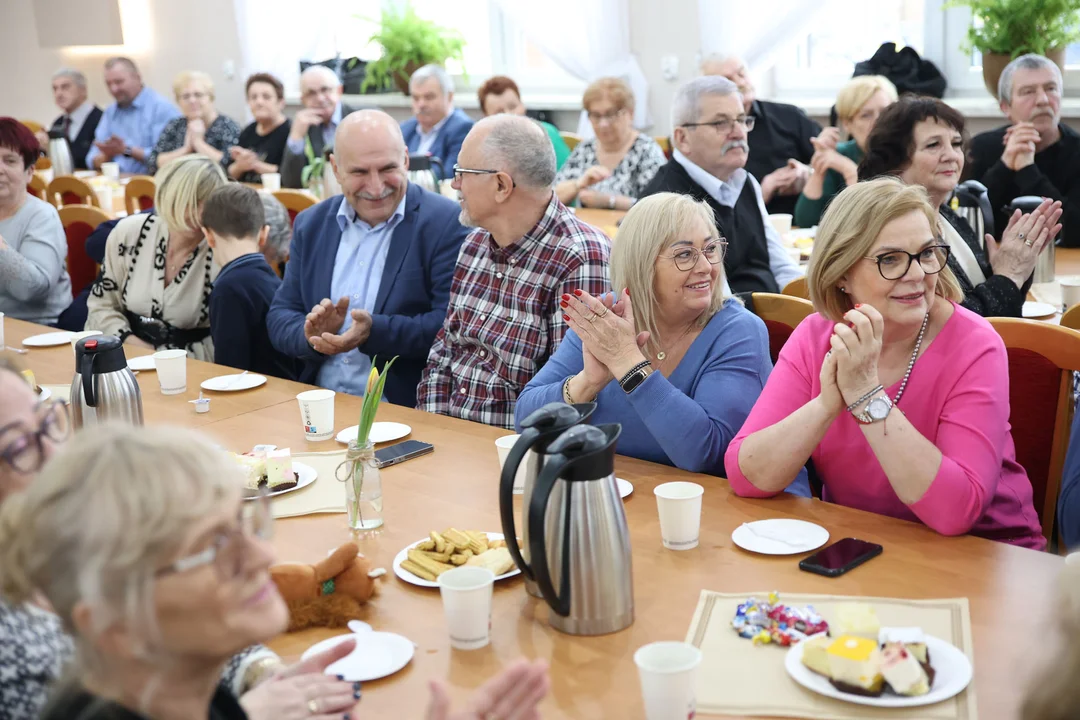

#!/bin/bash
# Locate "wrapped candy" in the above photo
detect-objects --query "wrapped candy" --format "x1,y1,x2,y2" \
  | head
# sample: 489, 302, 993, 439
731, 592, 829, 647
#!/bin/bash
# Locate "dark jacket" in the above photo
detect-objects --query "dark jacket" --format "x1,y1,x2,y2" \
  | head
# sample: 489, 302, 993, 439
401, 108, 475, 179
940, 206, 1026, 318
279, 102, 363, 189
47, 106, 103, 171
746, 99, 821, 216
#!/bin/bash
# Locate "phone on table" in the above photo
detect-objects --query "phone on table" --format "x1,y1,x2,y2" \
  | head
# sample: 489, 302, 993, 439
799, 538, 883, 578
373, 440, 434, 468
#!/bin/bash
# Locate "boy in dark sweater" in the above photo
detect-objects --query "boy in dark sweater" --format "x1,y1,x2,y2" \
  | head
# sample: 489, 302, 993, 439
201, 184, 296, 378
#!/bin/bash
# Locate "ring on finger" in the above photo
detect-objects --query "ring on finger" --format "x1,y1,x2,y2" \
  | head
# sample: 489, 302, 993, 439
308, 699, 319, 715
1017, 232, 1026, 241
1024, 238, 1034, 246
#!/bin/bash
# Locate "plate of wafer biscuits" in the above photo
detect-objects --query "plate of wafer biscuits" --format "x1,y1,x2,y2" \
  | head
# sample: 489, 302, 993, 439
393, 528, 520, 588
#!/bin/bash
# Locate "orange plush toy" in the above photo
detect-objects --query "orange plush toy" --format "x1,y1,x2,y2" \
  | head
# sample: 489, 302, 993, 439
270, 542, 384, 632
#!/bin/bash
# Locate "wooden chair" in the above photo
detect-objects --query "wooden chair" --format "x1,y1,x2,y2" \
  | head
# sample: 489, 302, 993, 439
58, 204, 111, 297
272, 189, 317, 225
47, 175, 98, 208
27, 173, 47, 201
560, 132, 581, 152
781, 276, 810, 300
988, 317, 1080, 547
653, 135, 672, 159
19, 119, 44, 134
747, 292, 815, 364
125, 175, 156, 214
35, 156, 52, 171
1061, 303, 1080, 331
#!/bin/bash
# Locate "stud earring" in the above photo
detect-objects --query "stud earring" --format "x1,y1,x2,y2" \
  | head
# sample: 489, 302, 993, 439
839, 287, 846, 293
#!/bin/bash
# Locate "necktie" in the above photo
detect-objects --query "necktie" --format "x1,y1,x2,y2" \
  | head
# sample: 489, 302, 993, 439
60, 115, 72, 140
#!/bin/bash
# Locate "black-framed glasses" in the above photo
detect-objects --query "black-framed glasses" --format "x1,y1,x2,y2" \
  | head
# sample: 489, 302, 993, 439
587, 108, 626, 125
156, 491, 273, 580
0, 400, 70, 474
681, 115, 756, 134
865, 243, 951, 280
451, 164, 516, 188
664, 240, 728, 271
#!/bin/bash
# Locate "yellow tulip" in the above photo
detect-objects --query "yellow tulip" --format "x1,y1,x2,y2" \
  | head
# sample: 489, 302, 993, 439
365, 366, 380, 396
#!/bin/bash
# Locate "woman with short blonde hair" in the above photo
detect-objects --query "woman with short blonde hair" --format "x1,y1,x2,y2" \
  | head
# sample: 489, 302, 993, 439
517, 192, 805, 489
87, 155, 228, 361
726, 178, 1045, 549
148, 70, 240, 173
554, 77, 666, 210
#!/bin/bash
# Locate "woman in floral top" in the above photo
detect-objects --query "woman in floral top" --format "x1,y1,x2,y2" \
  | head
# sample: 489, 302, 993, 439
148, 71, 241, 174
555, 77, 667, 210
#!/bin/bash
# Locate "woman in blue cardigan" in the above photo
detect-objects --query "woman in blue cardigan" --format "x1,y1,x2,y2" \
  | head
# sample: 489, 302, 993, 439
516, 192, 808, 493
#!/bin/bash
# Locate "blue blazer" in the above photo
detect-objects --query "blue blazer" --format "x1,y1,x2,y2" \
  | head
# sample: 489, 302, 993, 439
401, 108, 475, 178
267, 183, 469, 406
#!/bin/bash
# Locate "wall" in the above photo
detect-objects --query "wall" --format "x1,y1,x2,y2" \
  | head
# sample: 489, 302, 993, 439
628, 0, 700, 136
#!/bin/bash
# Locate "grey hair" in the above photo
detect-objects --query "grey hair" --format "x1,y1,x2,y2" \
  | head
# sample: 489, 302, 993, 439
104, 56, 139, 75
52, 68, 87, 89
698, 53, 737, 74
410, 64, 454, 95
671, 76, 741, 129
258, 191, 292, 256
998, 53, 1063, 103
479, 115, 556, 189
300, 64, 341, 88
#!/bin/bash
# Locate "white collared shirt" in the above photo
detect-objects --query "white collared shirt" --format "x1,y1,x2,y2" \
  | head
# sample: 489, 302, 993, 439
64, 100, 96, 141
416, 106, 454, 154
673, 149, 803, 289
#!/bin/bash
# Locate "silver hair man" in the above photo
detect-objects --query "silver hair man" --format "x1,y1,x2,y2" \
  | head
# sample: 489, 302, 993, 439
409, 64, 454, 95
300, 64, 341, 89
998, 53, 1063, 104
671, 75, 741, 129
480, 115, 556, 189
52, 68, 87, 88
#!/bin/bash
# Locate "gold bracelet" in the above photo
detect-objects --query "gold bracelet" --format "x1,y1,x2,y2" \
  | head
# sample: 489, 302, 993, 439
562, 376, 576, 404
240, 656, 285, 693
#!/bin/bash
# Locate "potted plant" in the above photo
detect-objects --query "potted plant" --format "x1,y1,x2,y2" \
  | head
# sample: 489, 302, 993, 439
946, 0, 1080, 96
361, 2, 466, 94
300, 141, 341, 200
337, 357, 396, 532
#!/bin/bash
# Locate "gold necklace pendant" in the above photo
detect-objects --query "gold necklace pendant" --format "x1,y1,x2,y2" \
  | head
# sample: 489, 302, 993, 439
656, 351, 667, 361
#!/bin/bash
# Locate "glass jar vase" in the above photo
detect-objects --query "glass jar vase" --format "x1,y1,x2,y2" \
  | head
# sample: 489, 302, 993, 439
339, 439, 383, 531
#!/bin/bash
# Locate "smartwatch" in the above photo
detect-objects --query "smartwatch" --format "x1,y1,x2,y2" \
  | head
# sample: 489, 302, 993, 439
122, 146, 133, 158
618, 360, 653, 394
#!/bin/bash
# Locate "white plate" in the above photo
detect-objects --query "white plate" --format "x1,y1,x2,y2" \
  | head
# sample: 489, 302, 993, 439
200, 373, 267, 392
301, 631, 414, 682
393, 532, 520, 588
38, 386, 52, 402
22, 331, 74, 348
245, 461, 317, 500
128, 355, 155, 371
731, 519, 829, 555
785, 634, 973, 708
617, 477, 633, 498
336, 421, 412, 445
1023, 301, 1058, 318
789, 227, 817, 240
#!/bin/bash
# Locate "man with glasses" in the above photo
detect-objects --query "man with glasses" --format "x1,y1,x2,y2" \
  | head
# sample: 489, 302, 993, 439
279, 65, 364, 189
700, 55, 820, 216
268, 111, 468, 406
400, 64, 475, 179
641, 76, 802, 294
417, 114, 610, 429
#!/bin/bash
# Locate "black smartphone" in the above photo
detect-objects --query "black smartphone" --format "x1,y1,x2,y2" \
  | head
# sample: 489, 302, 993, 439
374, 440, 434, 468
799, 538, 883, 578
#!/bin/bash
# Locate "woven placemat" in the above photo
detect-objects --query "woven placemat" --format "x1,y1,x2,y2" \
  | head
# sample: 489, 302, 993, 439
270, 450, 348, 518
685, 591, 976, 720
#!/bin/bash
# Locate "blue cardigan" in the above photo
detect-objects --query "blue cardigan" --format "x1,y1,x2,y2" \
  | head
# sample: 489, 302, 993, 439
267, 184, 469, 407
401, 108, 475, 178
515, 300, 810, 495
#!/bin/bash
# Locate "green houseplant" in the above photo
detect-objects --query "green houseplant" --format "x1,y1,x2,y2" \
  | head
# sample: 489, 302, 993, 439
946, 0, 1080, 96
361, 3, 466, 94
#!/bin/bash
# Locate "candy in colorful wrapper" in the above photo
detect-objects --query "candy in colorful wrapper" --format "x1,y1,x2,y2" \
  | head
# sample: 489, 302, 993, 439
731, 592, 829, 646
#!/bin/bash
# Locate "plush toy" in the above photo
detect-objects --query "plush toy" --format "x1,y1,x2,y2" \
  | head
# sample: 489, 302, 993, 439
269, 542, 384, 632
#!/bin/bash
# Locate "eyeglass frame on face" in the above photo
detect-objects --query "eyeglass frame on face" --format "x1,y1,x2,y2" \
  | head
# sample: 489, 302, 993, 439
156, 491, 273, 580
451, 164, 516, 188
864, 242, 951, 280
179, 91, 208, 102
0, 400, 71, 474
301, 84, 337, 101
662, 239, 728, 271
680, 115, 756, 134
587, 108, 627, 125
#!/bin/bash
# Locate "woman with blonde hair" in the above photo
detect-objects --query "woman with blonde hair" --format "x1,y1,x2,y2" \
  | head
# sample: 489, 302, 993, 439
553, 77, 667, 210
793, 75, 897, 227
148, 70, 241, 173
725, 178, 1045, 548
87, 155, 227, 360
517, 193, 804, 489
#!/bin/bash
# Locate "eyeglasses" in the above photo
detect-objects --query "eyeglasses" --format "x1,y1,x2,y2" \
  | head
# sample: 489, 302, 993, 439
0, 401, 71, 474
664, 240, 727, 271
587, 109, 626, 125
179, 91, 207, 102
681, 115, 756, 134
864, 244, 951, 280
301, 85, 337, 101
156, 492, 273, 580
452, 164, 516, 187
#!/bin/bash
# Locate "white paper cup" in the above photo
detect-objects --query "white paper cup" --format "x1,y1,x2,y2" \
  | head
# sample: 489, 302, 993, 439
1060, 276, 1080, 311
70, 330, 102, 357
152, 349, 187, 395
769, 213, 793, 238
101, 161, 120, 181
261, 172, 281, 191
437, 566, 494, 650
495, 434, 535, 493
654, 482, 704, 550
634, 641, 702, 720
296, 389, 335, 441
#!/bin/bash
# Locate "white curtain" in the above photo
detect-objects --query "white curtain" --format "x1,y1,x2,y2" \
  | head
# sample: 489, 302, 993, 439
493, 0, 649, 137
698, 0, 825, 77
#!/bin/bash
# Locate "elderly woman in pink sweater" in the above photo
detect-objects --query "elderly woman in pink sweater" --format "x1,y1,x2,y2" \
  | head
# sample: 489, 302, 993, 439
725, 177, 1045, 550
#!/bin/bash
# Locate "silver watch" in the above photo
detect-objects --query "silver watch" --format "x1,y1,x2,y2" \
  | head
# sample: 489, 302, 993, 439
853, 395, 893, 424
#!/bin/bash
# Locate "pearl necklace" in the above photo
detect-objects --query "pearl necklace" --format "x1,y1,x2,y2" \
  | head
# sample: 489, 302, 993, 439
892, 311, 930, 406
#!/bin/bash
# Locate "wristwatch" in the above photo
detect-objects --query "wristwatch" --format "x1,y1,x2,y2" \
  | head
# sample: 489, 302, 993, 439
853, 394, 893, 424
619, 360, 653, 394
122, 146, 133, 158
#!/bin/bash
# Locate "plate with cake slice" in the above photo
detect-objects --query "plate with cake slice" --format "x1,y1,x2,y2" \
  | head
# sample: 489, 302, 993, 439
784, 629, 972, 707
231, 447, 317, 499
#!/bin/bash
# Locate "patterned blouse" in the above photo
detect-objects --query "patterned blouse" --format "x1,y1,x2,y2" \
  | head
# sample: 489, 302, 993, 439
554, 133, 667, 200
147, 115, 242, 174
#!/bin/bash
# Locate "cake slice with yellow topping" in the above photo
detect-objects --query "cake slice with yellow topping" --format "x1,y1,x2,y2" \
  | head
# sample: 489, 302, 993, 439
826, 635, 884, 696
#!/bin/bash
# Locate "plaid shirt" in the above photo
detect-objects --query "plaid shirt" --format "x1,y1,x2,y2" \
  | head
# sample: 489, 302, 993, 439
417, 194, 610, 428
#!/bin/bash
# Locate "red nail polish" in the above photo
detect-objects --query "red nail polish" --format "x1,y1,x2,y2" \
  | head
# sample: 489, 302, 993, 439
626, 287, 631, 297
561, 293, 570, 301
559, 301, 568, 308
574, 289, 583, 296
855, 303, 862, 308
563, 314, 571, 322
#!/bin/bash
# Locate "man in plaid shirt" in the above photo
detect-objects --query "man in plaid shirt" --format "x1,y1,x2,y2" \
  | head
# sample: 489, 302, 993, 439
417, 115, 610, 428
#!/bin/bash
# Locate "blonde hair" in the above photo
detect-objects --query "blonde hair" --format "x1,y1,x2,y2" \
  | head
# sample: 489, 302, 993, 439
611, 192, 730, 354
153, 155, 227, 234
583, 77, 635, 115
808, 177, 963, 321
0, 424, 243, 670
172, 70, 215, 102
834, 75, 898, 125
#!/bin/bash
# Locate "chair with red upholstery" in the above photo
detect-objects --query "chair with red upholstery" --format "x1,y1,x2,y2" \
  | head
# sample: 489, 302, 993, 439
272, 189, 317, 226
989, 318, 1080, 549
58, 204, 111, 297
27, 173, 47, 201
124, 175, 156, 214
747, 292, 815, 364
47, 176, 98, 208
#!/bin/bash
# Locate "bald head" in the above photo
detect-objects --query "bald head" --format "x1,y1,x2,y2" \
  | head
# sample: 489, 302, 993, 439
699, 54, 754, 109
331, 110, 409, 227
335, 109, 405, 154
471, 114, 556, 189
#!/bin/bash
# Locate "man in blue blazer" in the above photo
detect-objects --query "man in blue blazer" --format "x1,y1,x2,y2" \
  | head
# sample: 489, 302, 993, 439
268, 110, 469, 407
400, 64, 475, 179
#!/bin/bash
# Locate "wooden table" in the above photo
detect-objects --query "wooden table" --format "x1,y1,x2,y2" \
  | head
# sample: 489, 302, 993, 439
1057, 247, 1080, 276
575, 208, 626, 238
7, 319, 1066, 720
